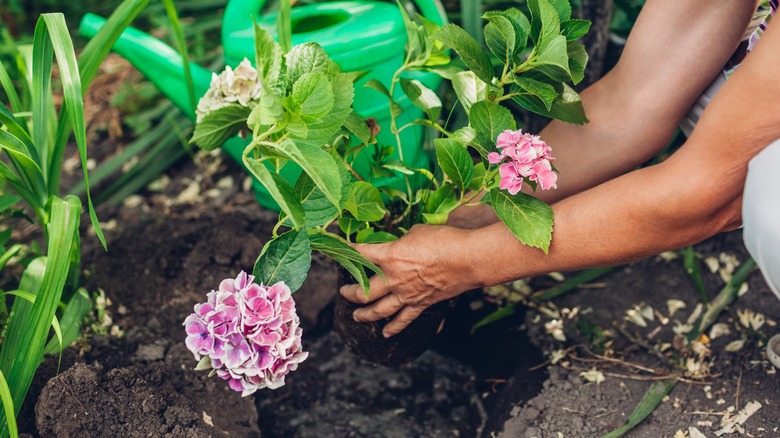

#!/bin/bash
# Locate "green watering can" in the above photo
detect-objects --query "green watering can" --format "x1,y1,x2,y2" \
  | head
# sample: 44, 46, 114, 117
79, 0, 447, 210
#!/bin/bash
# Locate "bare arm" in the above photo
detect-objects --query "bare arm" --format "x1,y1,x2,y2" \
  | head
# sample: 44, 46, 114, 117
342, 3, 780, 337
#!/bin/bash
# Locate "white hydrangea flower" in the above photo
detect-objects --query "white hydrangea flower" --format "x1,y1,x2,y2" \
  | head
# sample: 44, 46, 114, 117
195, 58, 262, 122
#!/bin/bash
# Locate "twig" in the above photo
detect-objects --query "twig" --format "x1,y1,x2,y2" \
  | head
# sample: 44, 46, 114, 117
471, 393, 488, 438
527, 345, 578, 371
735, 360, 743, 411
613, 323, 670, 364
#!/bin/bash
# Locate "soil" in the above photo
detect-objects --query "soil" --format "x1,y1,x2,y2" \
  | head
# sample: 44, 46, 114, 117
15, 59, 780, 438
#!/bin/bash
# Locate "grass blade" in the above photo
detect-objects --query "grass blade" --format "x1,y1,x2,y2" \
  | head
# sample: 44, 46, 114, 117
600, 379, 676, 438
161, 0, 197, 111
471, 303, 517, 333
689, 258, 757, 341
0, 196, 80, 434
0, 371, 16, 438
683, 246, 708, 304
42, 14, 106, 250
78, 0, 151, 87
31, 16, 54, 176
0, 55, 22, 114
43, 288, 92, 356
277, 0, 292, 53
532, 267, 615, 301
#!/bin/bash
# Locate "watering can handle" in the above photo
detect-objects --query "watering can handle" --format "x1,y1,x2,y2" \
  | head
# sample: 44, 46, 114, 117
223, 0, 447, 33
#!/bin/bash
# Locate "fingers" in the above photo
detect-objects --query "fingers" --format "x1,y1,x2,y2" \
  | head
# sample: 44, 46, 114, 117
339, 272, 392, 304
352, 293, 404, 323
382, 305, 425, 338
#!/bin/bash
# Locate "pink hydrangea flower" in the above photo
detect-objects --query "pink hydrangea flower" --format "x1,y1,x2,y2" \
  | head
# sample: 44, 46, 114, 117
489, 129, 557, 193
184, 271, 308, 396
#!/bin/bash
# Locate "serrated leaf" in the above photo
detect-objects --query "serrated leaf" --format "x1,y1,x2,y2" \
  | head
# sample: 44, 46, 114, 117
512, 82, 588, 125
254, 229, 311, 293
273, 138, 342, 209
292, 73, 334, 121
190, 105, 251, 151
423, 183, 458, 215
528, 0, 561, 45
533, 34, 570, 81
547, 0, 572, 21
483, 14, 516, 62
359, 231, 398, 243
399, 78, 441, 121
298, 73, 354, 147
338, 216, 363, 237
567, 41, 588, 85
285, 42, 341, 85
452, 71, 488, 114
469, 100, 516, 145
253, 21, 283, 85
562, 19, 591, 41
514, 76, 556, 110
432, 24, 494, 84
467, 162, 487, 191
450, 126, 477, 145
345, 181, 386, 222
247, 84, 285, 128
490, 189, 554, 252
434, 138, 473, 191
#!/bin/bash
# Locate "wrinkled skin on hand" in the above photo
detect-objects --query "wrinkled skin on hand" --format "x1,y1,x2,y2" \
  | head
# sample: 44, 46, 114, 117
339, 224, 482, 338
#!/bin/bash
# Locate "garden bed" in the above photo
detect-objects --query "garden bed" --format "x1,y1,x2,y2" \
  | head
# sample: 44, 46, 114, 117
18, 148, 779, 437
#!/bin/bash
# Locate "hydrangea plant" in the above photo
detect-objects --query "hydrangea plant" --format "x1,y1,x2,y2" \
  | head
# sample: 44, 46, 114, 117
187, 0, 589, 390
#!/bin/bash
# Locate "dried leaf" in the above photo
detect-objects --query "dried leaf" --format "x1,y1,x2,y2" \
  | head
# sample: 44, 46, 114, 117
709, 323, 731, 340
725, 339, 746, 352
579, 368, 605, 384
667, 299, 686, 318
688, 426, 707, 438
715, 401, 762, 436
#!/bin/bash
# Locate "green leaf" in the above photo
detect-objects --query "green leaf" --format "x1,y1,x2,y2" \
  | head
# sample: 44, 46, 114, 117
343, 111, 372, 144
562, 19, 591, 41
0, 52, 22, 113
161, 0, 196, 111
293, 173, 339, 227
432, 24, 495, 84
273, 138, 342, 209
533, 34, 570, 81
345, 182, 386, 222
338, 216, 363, 238
365, 79, 402, 118
471, 304, 517, 333
467, 162, 487, 191
43, 288, 91, 356
298, 73, 354, 147
490, 189, 554, 252
243, 145, 306, 228
469, 100, 516, 145
309, 233, 381, 294
601, 380, 677, 438
512, 82, 588, 125
399, 78, 441, 121
514, 76, 556, 110
452, 71, 488, 114
567, 41, 588, 85
285, 42, 341, 85
434, 138, 474, 191
359, 231, 398, 244
248, 83, 285, 128
254, 229, 312, 293
423, 183, 458, 216
0, 369, 16, 438
292, 73, 334, 121
527, 0, 561, 44
43, 14, 105, 249
277, 0, 292, 53
190, 105, 251, 151
482, 12, 517, 62
0, 196, 79, 428
254, 21, 283, 85
547, 0, 572, 21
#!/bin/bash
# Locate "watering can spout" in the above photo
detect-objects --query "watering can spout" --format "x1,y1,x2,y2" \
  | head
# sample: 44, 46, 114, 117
79, 13, 212, 121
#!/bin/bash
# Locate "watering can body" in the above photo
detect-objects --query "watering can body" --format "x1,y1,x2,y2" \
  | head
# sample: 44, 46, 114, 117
79, 0, 447, 210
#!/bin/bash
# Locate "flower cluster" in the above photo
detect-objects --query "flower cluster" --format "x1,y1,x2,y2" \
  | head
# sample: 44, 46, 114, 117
195, 58, 262, 122
487, 129, 557, 194
184, 271, 308, 396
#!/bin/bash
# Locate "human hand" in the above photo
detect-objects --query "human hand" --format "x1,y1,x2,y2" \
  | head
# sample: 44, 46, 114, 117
445, 203, 500, 229
339, 224, 483, 338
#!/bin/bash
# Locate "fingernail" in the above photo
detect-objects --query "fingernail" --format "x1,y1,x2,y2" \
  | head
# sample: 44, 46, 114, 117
382, 330, 391, 338
352, 311, 360, 321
